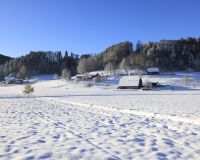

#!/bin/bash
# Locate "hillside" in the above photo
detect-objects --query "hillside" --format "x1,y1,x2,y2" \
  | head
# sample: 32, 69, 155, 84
78, 37, 200, 74
128, 37, 200, 70
1, 37, 200, 79
77, 41, 133, 73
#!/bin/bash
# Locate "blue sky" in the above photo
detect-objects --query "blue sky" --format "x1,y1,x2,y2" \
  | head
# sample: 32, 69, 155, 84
0, 0, 200, 57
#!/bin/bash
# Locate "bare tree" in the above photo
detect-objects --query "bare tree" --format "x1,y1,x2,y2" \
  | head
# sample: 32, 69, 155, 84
119, 58, 129, 73
77, 58, 88, 74
62, 68, 71, 80
104, 62, 115, 75
17, 65, 28, 79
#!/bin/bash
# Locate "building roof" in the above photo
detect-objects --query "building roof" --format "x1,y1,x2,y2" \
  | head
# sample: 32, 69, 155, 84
118, 76, 139, 87
5, 75, 16, 81
147, 68, 160, 73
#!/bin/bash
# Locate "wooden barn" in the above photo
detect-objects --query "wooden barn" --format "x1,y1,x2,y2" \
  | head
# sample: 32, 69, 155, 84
117, 76, 142, 89
117, 75, 161, 90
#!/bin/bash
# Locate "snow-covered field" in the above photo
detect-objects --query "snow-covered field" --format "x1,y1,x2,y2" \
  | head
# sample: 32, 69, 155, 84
1, 73, 200, 159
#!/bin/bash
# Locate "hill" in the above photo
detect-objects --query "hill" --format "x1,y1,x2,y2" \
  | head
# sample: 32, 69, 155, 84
128, 37, 200, 70
1, 37, 200, 79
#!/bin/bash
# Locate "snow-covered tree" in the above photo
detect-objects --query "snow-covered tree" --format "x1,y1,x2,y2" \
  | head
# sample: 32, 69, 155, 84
104, 62, 115, 75
62, 68, 71, 80
77, 58, 88, 74
119, 58, 129, 73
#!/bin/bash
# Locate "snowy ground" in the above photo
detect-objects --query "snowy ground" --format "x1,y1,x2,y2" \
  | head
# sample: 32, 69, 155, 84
1, 72, 200, 159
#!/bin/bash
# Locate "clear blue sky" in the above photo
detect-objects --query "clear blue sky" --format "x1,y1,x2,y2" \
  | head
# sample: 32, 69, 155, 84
0, 0, 200, 57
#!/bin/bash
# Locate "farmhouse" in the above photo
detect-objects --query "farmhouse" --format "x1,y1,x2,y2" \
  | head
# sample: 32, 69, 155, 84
118, 75, 163, 89
75, 73, 101, 81
147, 67, 160, 75
5, 74, 16, 84
4, 74, 24, 84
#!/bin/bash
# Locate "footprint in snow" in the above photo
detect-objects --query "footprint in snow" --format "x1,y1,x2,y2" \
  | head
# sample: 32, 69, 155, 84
38, 152, 52, 159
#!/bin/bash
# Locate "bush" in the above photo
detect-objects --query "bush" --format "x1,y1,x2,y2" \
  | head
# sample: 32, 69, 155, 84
23, 84, 34, 97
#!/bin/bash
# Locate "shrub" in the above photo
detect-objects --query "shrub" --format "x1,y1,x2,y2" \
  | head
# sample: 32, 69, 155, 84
23, 84, 34, 97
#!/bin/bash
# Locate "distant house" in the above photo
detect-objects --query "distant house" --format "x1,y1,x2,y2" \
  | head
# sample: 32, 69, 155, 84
4, 74, 16, 84
118, 75, 162, 89
146, 68, 160, 75
75, 74, 85, 81
117, 76, 142, 89
75, 73, 101, 81
4, 74, 24, 84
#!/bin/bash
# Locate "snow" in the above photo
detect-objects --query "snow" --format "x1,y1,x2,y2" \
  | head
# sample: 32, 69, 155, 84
1, 72, 200, 159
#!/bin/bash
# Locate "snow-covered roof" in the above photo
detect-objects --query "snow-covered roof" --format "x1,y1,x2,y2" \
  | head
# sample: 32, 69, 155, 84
118, 76, 139, 87
75, 74, 84, 77
147, 68, 160, 73
5, 76, 16, 81
89, 71, 104, 76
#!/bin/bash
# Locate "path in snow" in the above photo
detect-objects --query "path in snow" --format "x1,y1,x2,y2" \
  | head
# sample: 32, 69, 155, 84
0, 98, 200, 160
46, 97, 200, 125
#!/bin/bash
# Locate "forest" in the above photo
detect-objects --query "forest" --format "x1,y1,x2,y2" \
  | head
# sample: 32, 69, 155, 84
0, 37, 200, 80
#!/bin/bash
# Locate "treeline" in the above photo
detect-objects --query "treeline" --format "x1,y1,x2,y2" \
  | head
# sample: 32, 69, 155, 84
1, 37, 200, 81
77, 37, 200, 74
0, 51, 78, 80
77, 41, 133, 73
129, 37, 200, 70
